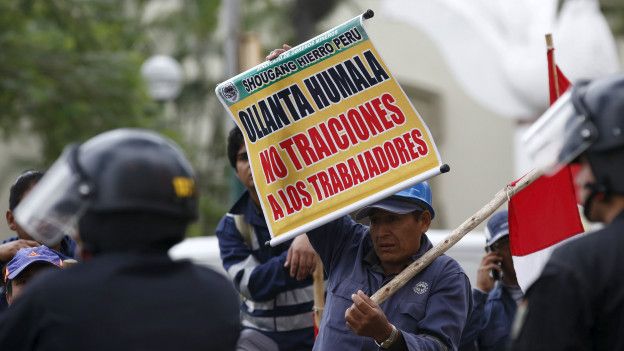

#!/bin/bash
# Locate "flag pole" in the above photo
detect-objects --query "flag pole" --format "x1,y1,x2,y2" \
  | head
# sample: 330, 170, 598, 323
312, 261, 325, 335
546, 33, 560, 100
371, 168, 542, 305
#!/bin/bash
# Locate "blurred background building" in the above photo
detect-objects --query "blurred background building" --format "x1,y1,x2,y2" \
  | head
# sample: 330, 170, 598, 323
1, 0, 623, 239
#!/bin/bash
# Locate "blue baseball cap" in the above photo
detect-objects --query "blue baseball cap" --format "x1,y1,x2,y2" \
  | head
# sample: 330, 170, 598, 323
485, 210, 509, 247
4, 246, 63, 282
356, 182, 435, 220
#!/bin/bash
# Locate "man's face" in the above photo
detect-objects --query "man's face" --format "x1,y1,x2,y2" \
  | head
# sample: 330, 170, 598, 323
369, 210, 431, 272
235, 145, 254, 191
488, 236, 517, 283
5, 210, 34, 241
6, 186, 36, 241
574, 159, 595, 206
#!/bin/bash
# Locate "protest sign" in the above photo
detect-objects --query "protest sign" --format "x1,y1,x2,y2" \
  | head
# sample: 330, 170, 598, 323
216, 12, 444, 246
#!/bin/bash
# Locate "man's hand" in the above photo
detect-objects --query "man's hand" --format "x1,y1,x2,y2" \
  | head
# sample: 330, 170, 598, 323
0, 239, 40, 262
476, 252, 502, 292
345, 290, 394, 343
285, 234, 318, 280
266, 44, 292, 60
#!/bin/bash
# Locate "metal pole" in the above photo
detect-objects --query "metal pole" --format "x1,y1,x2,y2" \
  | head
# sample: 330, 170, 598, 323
223, 0, 244, 203
223, 0, 240, 117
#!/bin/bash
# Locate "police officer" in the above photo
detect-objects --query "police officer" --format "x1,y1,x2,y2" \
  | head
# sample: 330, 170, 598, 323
0, 129, 240, 350
512, 75, 624, 350
307, 182, 472, 351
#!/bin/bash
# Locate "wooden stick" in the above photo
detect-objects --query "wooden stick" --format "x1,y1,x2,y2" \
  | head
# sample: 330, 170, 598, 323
312, 260, 325, 328
545, 33, 554, 50
371, 168, 542, 304
546, 34, 560, 98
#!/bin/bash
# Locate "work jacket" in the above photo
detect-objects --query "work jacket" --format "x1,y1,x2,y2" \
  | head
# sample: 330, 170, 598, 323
308, 215, 472, 351
216, 191, 315, 350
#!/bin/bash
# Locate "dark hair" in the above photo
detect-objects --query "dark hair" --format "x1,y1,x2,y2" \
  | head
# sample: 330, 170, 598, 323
227, 127, 244, 169
9, 170, 44, 210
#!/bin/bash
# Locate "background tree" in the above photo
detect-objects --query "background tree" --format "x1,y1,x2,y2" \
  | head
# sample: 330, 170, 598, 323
600, 0, 624, 35
0, 0, 159, 163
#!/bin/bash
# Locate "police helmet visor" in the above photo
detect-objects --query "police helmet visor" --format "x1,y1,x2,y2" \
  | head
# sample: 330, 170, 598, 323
14, 146, 86, 247
523, 91, 597, 175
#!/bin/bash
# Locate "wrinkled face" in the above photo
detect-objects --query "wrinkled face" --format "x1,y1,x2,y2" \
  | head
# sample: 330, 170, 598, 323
369, 210, 431, 270
235, 145, 254, 191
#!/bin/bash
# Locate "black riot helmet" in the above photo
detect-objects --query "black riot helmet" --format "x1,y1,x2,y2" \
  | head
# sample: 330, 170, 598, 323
15, 129, 198, 252
568, 76, 624, 196
524, 74, 624, 218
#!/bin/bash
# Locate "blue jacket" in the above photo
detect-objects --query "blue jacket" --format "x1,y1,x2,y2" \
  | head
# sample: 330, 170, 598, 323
216, 191, 315, 350
308, 215, 472, 351
460, 283, 518, 351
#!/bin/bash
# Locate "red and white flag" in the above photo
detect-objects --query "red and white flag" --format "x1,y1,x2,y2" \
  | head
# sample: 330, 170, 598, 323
508, 34, 584, 292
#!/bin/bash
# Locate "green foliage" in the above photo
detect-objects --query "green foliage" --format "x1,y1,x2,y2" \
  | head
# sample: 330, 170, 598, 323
601, 0, 624, 36
0, 0, 158, 164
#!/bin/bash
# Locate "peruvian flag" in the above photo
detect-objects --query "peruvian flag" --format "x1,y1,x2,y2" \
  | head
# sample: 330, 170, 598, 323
508, 34, 584, 292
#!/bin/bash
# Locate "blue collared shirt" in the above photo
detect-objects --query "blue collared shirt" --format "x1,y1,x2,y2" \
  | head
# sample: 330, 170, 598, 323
308, 215, 471, 351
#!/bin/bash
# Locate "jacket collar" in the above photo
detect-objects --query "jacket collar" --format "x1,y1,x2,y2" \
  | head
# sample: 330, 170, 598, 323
229, 191, 266, 228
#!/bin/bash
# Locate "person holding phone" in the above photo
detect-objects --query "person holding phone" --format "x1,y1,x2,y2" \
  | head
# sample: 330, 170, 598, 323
460, 210, 522, 351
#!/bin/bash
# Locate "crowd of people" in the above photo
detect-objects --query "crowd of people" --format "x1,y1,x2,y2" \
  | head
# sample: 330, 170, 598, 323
0, 53, 623, 351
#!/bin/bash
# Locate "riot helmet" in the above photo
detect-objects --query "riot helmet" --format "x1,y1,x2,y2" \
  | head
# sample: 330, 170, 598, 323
524, 74, 624, 217
569, 77, 624, 195
15, 129, 198, 251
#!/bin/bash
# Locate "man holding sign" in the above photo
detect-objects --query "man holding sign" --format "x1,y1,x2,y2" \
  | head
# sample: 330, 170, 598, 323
306, 181, 471, 350
219, 11, 468, 350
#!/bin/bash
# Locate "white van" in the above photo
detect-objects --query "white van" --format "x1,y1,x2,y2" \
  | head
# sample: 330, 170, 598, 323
169, 230, 485, 286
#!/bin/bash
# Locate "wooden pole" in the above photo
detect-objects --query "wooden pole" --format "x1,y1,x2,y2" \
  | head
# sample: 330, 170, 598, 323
545, 33, 553, 49
545, 34, 560, 98
371, 168, 542, 305
312, 260, 325, 330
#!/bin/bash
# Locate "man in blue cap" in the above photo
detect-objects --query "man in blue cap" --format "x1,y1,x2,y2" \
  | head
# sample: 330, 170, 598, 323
306, 182, 472, 351
3, 246, 63, 306
460, 210, 522, 351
